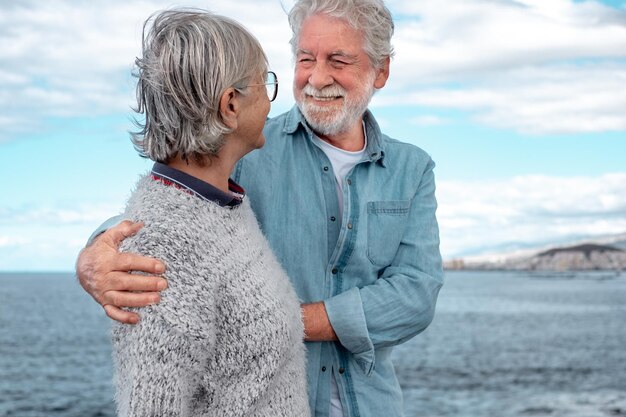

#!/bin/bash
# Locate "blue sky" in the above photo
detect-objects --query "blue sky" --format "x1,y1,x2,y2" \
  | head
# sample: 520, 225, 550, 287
1, 0, 625, 271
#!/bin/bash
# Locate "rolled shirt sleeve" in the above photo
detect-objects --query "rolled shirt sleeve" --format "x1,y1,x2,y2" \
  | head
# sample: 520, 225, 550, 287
86, 214, 124, 246
324, 287, 375, 375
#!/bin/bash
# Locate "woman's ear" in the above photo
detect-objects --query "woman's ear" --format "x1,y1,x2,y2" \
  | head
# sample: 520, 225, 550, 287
219, 87, 240, 130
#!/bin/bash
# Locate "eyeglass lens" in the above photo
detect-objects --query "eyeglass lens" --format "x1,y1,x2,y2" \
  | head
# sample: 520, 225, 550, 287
266, 72, 277, 102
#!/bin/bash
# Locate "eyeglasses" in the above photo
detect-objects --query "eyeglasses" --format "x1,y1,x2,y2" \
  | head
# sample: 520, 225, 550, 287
238, 71, 278, 102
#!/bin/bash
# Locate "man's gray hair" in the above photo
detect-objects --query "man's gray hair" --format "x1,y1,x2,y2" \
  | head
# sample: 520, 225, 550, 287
288, 0, 394, 69
132, 9, 267, 164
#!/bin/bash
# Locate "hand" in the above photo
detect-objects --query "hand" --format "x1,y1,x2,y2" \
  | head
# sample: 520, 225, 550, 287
76, 220, 167, 324
301, 302, 338, 342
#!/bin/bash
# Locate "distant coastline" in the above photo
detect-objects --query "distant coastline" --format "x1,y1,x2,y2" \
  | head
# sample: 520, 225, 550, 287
444, 233, 626, 272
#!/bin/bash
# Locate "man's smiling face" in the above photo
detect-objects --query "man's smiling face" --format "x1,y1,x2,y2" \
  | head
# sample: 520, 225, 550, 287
293, 13, 387, 137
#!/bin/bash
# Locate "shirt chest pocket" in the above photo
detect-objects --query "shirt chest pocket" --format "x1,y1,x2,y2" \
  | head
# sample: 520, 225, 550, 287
366, 200, 411, 266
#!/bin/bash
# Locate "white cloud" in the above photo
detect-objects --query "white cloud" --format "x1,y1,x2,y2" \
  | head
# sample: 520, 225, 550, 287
372, 0, 626, 134
0, 202, 124, 270
0, 203, 123, 226
1, 0, 625, 139
0, 235, 30, 248
410, 115, 448, 126
437, 173, 626, 257
375, 63, 626, 134
390, 0, 626, 83
0, 230, 89, 271
0, 0, 293, 140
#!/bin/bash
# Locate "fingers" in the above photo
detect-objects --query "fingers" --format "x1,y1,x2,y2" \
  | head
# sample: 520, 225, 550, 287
77, 220, 167, 324
114, 252, 166, 276
108, 271, 168, 292
102, 289, 161, 309
103, 304, 140, 325
105, 220, 144, 248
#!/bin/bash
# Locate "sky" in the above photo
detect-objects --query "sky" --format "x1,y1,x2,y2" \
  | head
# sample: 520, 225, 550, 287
0, 0, 625, 271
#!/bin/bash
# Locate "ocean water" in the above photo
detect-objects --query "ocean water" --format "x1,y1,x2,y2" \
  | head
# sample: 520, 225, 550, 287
1, 271, 625, 417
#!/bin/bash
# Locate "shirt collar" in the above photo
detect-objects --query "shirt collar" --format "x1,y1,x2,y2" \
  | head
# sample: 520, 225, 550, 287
283, 105, 386, 167
151, 162, 244, 207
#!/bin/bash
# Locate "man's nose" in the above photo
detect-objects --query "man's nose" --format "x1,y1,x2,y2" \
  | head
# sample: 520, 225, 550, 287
308, 63, 333, 90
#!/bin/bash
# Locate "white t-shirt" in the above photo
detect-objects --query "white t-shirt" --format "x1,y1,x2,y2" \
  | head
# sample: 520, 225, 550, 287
312, 126, 368, 417
312, 130, 367, 220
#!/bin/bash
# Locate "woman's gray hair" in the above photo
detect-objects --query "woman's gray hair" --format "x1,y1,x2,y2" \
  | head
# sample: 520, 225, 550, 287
288, 0, 394, 69
132, 9, 267, 164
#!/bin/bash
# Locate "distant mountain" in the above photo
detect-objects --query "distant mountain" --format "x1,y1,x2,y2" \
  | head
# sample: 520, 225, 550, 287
445, 233, 626, 271
538, 243, 622, 257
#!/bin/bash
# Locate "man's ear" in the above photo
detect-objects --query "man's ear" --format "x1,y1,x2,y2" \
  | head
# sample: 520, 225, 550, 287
219, 87, 239, 130
373, 56, 390, 89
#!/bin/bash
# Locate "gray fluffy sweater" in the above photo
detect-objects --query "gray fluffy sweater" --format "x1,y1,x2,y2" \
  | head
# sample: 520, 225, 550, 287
112, 175, 310, 417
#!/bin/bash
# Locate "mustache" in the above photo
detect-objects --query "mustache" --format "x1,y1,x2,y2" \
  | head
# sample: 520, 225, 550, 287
302, 83, 346, 98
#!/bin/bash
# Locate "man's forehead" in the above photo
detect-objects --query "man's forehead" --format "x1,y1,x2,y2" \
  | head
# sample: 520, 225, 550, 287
297, 22, 364, 56
298, 14, 363, 44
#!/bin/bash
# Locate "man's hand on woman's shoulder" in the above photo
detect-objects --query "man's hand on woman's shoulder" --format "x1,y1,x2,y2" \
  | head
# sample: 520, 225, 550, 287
75, 220, 168, 324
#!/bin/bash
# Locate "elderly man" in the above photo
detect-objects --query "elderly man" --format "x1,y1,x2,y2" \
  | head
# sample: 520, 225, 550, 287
77, 0, 443, 416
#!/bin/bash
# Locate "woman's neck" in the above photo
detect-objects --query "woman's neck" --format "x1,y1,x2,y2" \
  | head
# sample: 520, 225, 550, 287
166, 153, 233, 194
166, 134, 254, 193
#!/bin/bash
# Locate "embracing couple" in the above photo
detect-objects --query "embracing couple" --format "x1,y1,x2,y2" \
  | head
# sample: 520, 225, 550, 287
76, 0, 443, 416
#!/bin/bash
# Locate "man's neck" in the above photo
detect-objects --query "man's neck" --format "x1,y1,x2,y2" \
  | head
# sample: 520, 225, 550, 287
315, 120, 365, 152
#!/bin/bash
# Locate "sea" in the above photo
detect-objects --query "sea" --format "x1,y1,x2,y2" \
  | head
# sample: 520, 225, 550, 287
1, 271, 625, 417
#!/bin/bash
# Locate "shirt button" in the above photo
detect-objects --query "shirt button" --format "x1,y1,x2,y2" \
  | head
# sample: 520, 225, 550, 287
330, 216, 336, 222
347, 179, 352, 185
338, 367, 345, 374
332, 268, 338, 274
347, 223, 353, 230
321, 366, 327, 372
323, 166, 329, 171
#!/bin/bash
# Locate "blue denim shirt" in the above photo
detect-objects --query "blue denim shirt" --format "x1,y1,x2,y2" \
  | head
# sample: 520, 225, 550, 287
91, 106, 443, 417
234, 106, 443, 417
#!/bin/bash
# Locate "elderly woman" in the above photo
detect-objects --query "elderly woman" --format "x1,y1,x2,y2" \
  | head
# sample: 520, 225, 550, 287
111, 9, 309, 417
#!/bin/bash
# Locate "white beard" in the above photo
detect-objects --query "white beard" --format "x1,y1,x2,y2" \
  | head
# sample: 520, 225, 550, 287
296, 75, 375, 136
